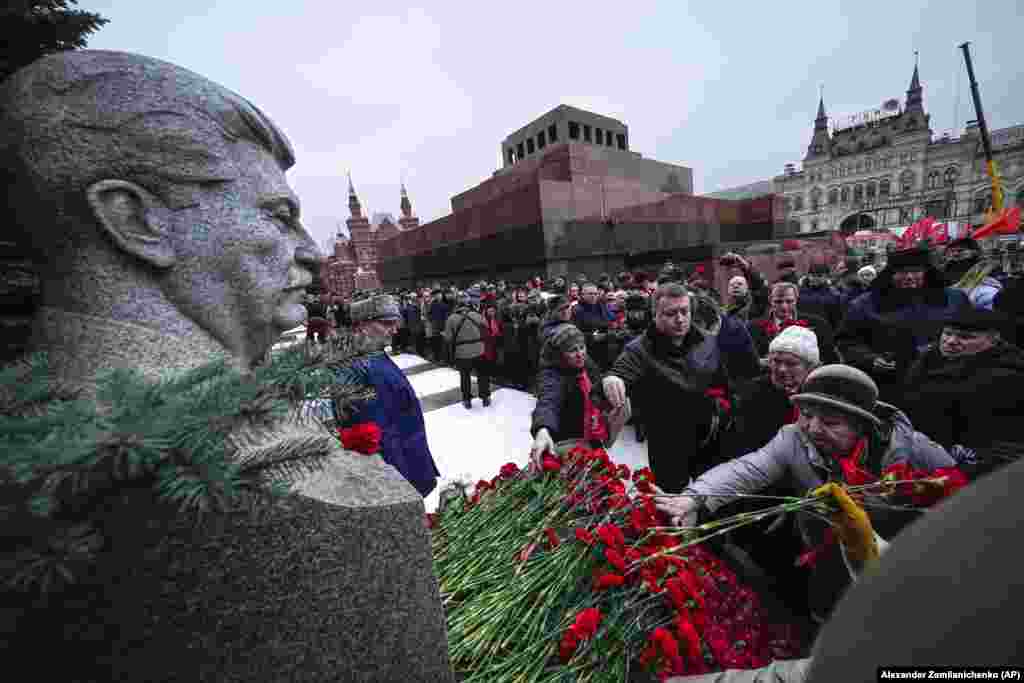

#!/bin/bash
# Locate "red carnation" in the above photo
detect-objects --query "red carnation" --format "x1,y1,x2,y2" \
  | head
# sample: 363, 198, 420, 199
596, 523, 626, 549
705, 386, 731, 414
559, 630, 580, 663
674, 611, 704, 662
593, 571, 626, 591
604, 548, 627, 573
541, 455, 562, 473
544, 527, 561, 549
499, 462, 520, 479
574, 607, 602, 638
339, 422, 382, 455
574, 527, 595, 545
912, 466, 969, 506
633, 466, 655, 482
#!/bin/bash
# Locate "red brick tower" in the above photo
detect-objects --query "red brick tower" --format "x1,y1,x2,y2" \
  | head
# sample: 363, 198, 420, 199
346, 174, 380, 291
398, 181, 420, 232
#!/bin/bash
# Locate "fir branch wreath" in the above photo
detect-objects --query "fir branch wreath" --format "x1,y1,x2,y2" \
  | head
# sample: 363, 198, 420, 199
0, 340, 375, 594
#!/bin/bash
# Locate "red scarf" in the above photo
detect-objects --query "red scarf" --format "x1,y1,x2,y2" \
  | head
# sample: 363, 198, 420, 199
577, 370, 608, 443
833, 438, 874, 486
759, 317, 809, 340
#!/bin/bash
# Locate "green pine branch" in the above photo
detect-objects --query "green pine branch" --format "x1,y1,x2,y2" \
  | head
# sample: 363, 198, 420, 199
0, 1, 111, 83
1, 341, 376, 594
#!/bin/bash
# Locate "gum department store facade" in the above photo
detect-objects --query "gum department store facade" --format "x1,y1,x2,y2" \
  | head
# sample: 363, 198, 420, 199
775, 64, 1024, 237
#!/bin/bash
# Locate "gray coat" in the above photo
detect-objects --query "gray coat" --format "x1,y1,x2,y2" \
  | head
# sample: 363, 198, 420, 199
688, 404, 953, 517
442, 307, 487, 360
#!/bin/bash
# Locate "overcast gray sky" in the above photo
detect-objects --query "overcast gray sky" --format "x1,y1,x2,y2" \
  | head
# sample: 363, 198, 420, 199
84, 0, 1022, 252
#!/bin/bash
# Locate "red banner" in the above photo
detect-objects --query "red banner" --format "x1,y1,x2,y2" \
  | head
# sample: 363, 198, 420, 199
972, 207, 1021, 240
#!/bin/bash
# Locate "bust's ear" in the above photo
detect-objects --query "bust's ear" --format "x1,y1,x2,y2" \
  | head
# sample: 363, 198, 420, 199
86, 180, 176, 269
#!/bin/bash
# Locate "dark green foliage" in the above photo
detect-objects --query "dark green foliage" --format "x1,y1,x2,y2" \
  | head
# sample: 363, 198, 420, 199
0, 0, 110, 83
0, 343, 373, 594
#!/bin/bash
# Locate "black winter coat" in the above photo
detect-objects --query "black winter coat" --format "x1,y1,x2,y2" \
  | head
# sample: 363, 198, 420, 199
747, 311, 840, 365
530, 357, 606, 443
595, 324, 730, 487
719, 375, 796, 463
572, 302, 612, 334
501, 302, 529, 355
799, 283, 843, 329
901, 342, 1024, 480
836, 274, 968, 399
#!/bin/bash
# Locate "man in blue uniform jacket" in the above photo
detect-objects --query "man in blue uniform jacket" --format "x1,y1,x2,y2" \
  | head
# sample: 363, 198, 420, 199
331, 294, 441, 497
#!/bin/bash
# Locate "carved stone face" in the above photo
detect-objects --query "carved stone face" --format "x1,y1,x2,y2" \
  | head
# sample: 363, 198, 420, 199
160, 142, 320, 363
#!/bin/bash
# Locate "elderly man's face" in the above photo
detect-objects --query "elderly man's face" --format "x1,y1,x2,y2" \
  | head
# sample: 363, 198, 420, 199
582, 285, 599, 303
892, 268, 926, 289
655, 295, 691, 340
768, 351, 812, 396
163, 143, 319, 363
939, 327, 998, 358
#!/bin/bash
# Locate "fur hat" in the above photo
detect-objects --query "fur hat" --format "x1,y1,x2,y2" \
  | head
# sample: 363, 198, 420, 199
945, 237, 981, 253
886, 247, 932, 270
791, 364, 882, 427
768, 326, 820, 367
349, 294, 401, 323
946, 305, 1011, 334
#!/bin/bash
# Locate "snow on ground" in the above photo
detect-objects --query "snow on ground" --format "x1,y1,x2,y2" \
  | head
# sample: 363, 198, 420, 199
291, 343, 650, 512
384, 353, 651, 513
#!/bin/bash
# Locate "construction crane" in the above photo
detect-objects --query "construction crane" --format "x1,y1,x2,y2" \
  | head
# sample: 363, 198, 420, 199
959, 42, 1004, 218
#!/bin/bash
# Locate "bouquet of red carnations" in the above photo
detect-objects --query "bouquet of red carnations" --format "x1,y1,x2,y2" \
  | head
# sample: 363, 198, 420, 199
431, 443, 808, 682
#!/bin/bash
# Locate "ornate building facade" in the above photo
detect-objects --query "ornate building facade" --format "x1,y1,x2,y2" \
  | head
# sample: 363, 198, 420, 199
321, 177, 420, 299
774, 64, 1024, 237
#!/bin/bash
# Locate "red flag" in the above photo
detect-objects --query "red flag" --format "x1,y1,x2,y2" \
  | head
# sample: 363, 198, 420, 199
972, 207, 1021, 240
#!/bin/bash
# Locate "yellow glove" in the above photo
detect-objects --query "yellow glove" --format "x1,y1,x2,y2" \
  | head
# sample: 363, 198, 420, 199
811, 482, 879, 568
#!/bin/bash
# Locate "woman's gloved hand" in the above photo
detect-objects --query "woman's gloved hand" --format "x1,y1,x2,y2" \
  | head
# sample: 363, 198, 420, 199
811, 482, 879, 568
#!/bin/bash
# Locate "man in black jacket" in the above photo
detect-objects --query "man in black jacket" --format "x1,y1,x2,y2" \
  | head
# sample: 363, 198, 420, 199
572, 282, 614, 370
900, 305, 1024, 481
597, 283, 732, 491
748, 282, 840, 367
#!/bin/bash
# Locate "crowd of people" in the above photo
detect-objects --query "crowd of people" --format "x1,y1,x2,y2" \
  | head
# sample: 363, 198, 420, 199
312, 237, 1024, 655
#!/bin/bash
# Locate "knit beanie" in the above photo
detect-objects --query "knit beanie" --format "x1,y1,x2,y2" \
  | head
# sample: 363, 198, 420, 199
768, 325, 820, 367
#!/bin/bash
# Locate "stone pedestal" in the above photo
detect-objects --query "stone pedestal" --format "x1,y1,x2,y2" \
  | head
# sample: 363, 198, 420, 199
3, 455, 455, 683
